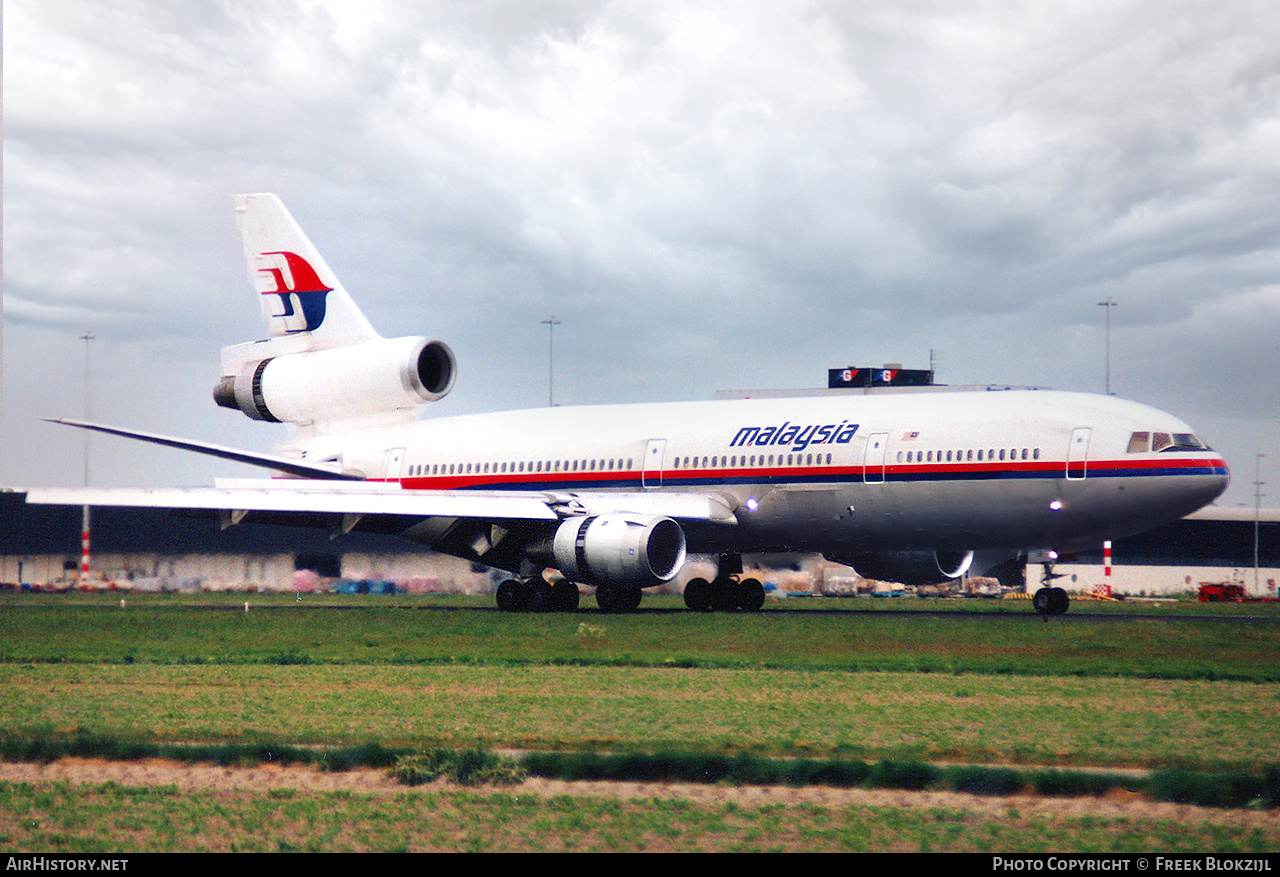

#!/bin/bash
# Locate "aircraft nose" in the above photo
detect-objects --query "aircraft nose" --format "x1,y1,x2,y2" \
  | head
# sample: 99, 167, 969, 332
1191, 457, 1231, 510
1211, 458, 1231, 501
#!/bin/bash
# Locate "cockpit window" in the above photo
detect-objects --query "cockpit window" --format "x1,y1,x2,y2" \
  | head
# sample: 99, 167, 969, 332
1129, 430, 1209, 453
1168, 433, 1207, 451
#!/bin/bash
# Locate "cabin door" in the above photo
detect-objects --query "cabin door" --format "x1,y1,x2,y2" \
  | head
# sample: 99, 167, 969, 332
384, 447, 406, 482
642, 439, 667, 488
1066, 428, 1091, 480
863, 433, 889, 483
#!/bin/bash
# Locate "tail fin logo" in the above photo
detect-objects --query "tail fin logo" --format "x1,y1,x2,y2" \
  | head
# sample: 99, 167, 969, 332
259, 251, 332, 333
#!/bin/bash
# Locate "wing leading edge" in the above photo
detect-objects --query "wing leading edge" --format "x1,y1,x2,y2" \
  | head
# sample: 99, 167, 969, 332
22, 481, 738, 527
44, 418, 361, 481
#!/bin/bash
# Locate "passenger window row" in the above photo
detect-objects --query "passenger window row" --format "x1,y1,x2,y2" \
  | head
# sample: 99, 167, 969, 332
402, 452, 842, 479
895, 448, 1041, 464
405, 459, 634, 477
669, 453, 834, 469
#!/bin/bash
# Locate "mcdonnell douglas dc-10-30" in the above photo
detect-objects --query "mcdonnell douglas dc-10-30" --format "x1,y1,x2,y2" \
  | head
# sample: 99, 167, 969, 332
27, 194, 1230, 615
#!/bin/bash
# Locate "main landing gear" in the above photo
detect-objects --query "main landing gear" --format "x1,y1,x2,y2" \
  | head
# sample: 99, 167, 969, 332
1031, 562, 1070, 618
594, 583, 643, 614
682, 552, 766, 612
494, 577, 644, 613
495, 577, 580, 613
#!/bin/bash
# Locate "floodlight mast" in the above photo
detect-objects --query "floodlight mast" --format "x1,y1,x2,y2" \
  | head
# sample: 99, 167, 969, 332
1097, 297, 1118, 396
542, 316, 561, 407
78, 330, 95, 585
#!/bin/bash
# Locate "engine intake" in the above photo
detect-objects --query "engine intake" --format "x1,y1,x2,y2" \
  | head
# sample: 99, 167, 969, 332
846, 550, 974, 586
214, 336, 455, 424
552, 514, 687, 588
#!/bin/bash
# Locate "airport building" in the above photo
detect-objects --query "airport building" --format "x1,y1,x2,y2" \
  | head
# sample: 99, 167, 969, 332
0, 489, 491, 594
1039, 505, 1279, 600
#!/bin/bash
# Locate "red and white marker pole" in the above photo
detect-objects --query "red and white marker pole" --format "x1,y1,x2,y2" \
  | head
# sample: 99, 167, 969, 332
1099, 540, 1112, 598
79, 505, 91, 585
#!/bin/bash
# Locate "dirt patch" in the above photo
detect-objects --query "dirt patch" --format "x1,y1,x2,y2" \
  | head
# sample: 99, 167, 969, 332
2, 757, 1277, 830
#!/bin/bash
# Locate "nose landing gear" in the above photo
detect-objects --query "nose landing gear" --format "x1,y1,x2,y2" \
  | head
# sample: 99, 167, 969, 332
1032, 562, 1070, 617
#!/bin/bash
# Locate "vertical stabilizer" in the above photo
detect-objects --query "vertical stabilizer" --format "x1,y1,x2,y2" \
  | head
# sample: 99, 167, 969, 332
233, 194, 379, 349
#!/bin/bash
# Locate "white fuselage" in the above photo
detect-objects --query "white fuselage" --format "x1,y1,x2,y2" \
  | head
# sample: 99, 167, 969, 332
282, 389, 1230, 558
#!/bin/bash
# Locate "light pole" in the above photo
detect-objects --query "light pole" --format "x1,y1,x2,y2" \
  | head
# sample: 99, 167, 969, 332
1096, 297, 1118, 395
78, 330, 95, 585
541, 316, 560, 407
1255, 454, 1266, 596
79, 330, 95, 484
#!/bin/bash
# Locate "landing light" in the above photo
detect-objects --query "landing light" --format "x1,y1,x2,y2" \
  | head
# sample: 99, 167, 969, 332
746, 498, 759, 512
1049, 500, 1064, 511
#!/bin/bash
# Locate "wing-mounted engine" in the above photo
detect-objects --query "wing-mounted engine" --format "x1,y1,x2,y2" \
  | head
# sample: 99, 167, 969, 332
213, 335, 455, 425
552, 514, 688, 588
842, 549, 974, 586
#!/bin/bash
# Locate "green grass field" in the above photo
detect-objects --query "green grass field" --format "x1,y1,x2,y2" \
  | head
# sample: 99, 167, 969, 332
3, 781, 1276, 853
2, 592, 1277, 852
3, 592, 1278, 680
3, 664, 1277, 770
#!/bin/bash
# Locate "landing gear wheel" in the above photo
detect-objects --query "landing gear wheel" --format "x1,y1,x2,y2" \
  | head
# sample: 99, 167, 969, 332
683, 578, 713, 611
549, 580, 580, 612
495, 579, 526, 612
1033, 586, 1070, 616
1032, 587, 1053, 615
736, 578, 766, 612
1048, 586, 1070, 615
525, 579, 554, 612
682, 554, 765, 613
596, 583, 642, 613
711, 580, 739, 612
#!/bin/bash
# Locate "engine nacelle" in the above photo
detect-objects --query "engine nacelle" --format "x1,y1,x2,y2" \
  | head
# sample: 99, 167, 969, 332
552, 514, 687, 588
845, 550, 974, 586
213, 336, 455, 424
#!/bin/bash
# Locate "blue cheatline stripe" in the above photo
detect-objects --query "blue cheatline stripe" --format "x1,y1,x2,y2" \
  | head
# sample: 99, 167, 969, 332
389, 457, 1226, 492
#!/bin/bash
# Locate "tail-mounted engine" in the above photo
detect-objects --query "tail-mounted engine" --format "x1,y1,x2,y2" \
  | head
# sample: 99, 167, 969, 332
213, 335, 455, 424
552, 514, 687, 588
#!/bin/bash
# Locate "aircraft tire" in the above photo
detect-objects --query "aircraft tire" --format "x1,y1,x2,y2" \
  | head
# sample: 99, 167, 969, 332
1049, 587, 1070, 615
496, 579, 526, 612
525, 580, 554, 612
595, 584, 620, 613
711, 581, 739, 612
737, 578, 766, 612
1032, 587, 1053, 615
597, 583, 642, 613
683, 578, 713, 611
551, 580, 580, 611
619, 585, 642, 612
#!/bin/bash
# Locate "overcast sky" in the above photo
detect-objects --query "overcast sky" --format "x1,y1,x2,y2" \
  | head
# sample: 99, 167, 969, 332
3, 0, 1277, 509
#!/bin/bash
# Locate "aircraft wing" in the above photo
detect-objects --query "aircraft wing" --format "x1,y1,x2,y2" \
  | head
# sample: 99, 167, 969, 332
22, 480, 739, 526
29, 417, 739, 576
34, 419, 740, 525
44, 418, 360, 481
